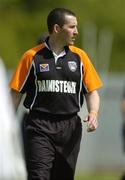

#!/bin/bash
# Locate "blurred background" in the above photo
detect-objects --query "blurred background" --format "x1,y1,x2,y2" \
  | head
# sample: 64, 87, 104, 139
0, 0, 125, 179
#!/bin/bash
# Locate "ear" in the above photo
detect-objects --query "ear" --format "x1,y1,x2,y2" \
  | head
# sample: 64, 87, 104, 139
53, 24, 61, 33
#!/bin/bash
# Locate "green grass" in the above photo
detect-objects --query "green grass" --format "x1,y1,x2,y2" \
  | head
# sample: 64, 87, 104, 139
75, 173, 121, 180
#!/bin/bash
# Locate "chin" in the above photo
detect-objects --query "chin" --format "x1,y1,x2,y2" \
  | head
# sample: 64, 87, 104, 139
68, 41, 75, 46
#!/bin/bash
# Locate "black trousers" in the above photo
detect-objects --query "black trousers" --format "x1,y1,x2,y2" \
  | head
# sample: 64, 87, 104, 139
24, 111, 82, 180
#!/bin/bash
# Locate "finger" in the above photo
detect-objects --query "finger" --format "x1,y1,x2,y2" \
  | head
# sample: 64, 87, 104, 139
87, 123, 95, 130
91, 118, 98, 127
87, 121, 98, 132
83, 116, 89, 122
87, 121, 98, 130
87, 124, 96, 132
88, 116, 98, 125
87, 119, 98, 132
87, 127, 95, 132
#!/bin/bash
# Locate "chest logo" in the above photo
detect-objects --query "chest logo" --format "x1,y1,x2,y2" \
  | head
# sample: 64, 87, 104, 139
68, 61, 77, 72
39, 64, 49, 72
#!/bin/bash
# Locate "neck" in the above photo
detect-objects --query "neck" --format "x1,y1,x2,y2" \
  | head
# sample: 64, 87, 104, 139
48, 36, 65, 55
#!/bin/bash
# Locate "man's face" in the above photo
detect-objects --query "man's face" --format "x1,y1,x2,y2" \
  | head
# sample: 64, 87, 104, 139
59, 15, 78, 46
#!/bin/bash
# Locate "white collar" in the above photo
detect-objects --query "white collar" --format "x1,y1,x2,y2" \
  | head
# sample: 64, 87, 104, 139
44, 42, 66, 63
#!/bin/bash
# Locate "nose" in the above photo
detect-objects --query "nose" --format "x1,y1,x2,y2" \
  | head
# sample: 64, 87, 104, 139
74, 27, 78, 35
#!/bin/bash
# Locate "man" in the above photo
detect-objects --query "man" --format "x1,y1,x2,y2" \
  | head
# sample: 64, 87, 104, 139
10, 8, 103, 180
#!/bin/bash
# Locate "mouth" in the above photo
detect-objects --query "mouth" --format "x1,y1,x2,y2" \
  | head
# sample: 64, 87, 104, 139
67, 38, 76, 45
71, 38, 76, 41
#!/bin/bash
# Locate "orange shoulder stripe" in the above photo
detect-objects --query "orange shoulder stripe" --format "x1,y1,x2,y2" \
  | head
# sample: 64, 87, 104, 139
69, 46, 103, 92
9, 43, 45, 92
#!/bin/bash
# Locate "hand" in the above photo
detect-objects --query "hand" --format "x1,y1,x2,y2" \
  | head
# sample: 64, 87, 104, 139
83, 111, 98, 132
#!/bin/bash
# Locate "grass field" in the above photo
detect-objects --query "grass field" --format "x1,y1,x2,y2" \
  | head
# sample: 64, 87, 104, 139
75, 172, 122, 180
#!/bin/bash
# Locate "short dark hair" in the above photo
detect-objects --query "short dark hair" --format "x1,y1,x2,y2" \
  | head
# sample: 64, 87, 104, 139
47, 8, 76, 34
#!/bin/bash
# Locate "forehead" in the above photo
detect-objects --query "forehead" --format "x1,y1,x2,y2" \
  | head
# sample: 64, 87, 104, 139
64, 15, 77, 25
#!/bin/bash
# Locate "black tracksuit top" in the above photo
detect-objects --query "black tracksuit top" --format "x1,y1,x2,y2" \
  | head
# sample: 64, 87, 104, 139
10, 41, 102, 115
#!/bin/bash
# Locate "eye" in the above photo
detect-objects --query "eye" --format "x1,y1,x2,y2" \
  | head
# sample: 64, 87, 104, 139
70, 25, 76, 29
